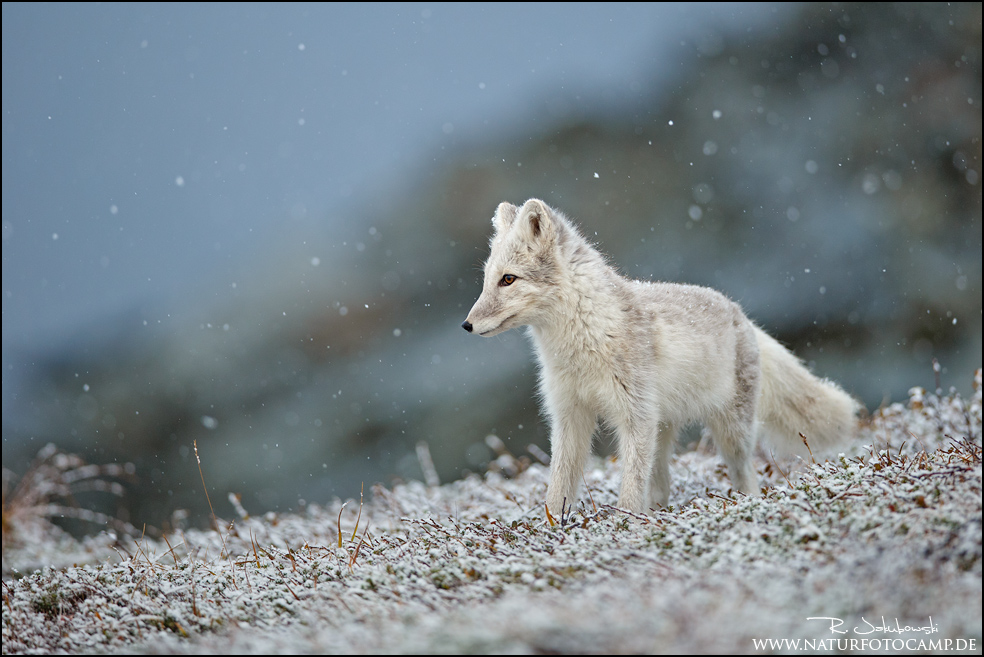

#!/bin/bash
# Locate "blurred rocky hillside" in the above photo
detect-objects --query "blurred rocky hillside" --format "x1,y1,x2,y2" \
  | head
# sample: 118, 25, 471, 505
6, 2, 980, 528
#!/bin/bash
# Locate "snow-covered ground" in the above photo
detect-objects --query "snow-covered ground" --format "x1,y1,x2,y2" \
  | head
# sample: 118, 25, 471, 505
2, 370, 981, 654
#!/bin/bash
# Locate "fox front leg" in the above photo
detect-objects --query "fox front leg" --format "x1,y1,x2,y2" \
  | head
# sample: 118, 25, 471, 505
614, 417, 661, 513
544, 400, 596, 517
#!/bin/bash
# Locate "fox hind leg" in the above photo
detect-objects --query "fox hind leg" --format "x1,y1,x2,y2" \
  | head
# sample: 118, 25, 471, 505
711, 321, 763, 497
708, 411, 759, 496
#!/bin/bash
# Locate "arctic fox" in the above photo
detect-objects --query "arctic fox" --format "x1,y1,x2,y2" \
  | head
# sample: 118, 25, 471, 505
462, 199, 859, 514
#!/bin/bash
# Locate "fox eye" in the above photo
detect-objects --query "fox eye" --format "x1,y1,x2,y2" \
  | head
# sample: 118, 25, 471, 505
499, 274, 517, 286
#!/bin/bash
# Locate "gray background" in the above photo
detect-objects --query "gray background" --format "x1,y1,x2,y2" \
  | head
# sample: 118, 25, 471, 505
3, 3, 980, 529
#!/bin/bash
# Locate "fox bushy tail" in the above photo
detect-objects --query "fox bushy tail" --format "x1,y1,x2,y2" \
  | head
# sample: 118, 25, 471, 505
754, 326, 859, 455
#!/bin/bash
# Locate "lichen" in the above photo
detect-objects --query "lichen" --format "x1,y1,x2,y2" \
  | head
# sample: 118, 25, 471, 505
1, 370, 980, 654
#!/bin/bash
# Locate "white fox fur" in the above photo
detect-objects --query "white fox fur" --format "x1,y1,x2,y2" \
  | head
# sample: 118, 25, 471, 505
462, 199, 859, 514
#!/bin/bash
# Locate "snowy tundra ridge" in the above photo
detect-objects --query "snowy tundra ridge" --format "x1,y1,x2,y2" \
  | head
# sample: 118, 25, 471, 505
1, 370, 981, 654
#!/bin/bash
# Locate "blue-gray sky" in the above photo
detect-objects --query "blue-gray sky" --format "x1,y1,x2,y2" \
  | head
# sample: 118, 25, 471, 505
2, 3, 788, 418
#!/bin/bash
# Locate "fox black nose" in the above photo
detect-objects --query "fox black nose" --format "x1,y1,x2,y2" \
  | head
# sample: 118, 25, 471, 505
461, 320, 473, 333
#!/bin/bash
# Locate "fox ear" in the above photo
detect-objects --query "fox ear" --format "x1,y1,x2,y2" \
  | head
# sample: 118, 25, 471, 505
517, 199, 557, 243
492, 202, 519, 233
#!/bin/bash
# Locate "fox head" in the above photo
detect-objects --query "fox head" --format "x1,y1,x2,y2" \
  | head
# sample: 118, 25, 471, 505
462, 198, 565, 337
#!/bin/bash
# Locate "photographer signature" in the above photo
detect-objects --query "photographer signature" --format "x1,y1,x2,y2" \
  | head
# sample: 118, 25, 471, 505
807, 616, 938, 636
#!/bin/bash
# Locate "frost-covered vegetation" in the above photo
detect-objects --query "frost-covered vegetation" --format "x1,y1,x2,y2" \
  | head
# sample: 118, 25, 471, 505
2, 371, 981, 654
